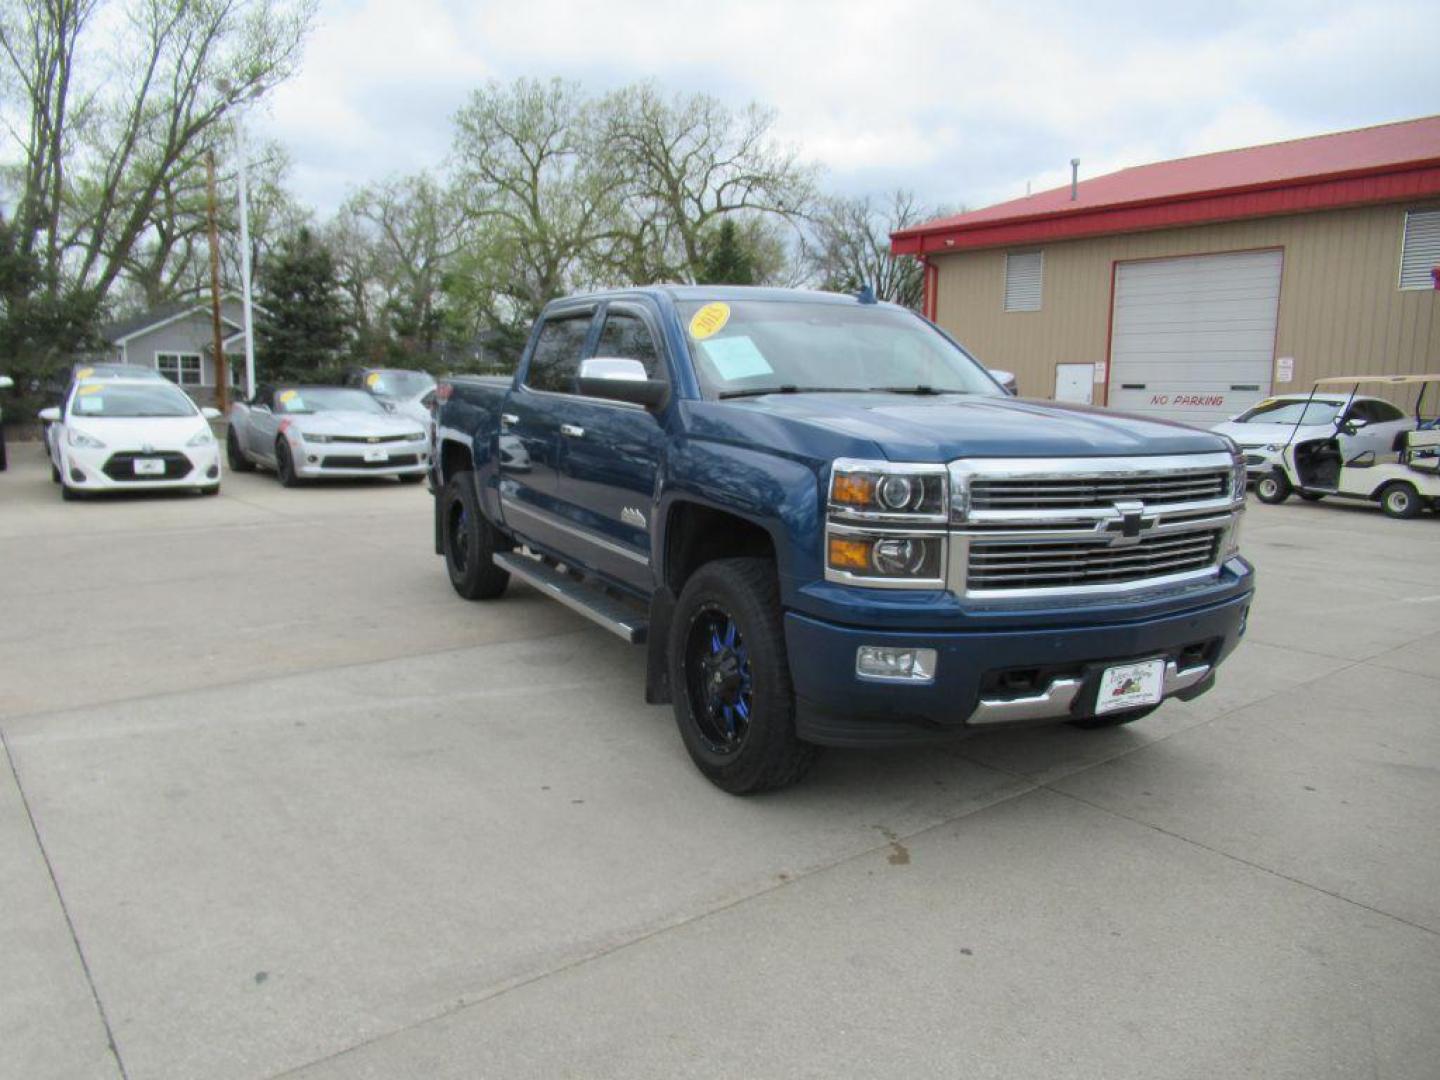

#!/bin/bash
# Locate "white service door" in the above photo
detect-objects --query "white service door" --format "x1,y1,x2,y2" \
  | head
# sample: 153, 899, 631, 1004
1108, 250, 1282, 427
1054, 363, 1094, 404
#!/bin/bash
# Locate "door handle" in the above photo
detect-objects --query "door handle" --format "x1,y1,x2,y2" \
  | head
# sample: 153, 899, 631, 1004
559, 424, 585, 438
500, 413, 518, 427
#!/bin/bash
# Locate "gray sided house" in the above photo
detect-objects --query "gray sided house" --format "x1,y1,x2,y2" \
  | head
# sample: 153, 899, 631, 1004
102, 296, 252, 406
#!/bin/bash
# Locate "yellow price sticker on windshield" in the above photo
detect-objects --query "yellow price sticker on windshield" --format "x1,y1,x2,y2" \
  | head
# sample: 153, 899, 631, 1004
689, 302, 730, 341
77, 383, 103, 395
75, 367, 94, 380
365, 372, 380, 387
278, 389, 298, 403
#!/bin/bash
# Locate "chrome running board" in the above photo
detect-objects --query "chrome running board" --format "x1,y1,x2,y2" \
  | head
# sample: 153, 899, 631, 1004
493, 552, 647, 644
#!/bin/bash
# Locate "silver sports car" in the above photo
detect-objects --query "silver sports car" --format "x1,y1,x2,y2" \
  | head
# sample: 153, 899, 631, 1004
226, 384, 430, 486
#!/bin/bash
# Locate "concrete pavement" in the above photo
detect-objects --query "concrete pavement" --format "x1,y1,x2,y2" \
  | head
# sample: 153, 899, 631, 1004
1, 444, 1437, 1079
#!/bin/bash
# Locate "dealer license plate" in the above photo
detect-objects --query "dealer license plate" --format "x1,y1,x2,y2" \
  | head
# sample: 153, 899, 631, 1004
363, 448, 389, 463
134, 458, 166, 476
1095, 658, 1165, 715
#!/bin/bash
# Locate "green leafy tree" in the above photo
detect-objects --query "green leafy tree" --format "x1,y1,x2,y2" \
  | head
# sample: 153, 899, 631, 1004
255, 228, 347, 382
696, 219, 756, 285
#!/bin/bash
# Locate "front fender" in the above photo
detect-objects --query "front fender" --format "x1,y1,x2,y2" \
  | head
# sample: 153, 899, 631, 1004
658, 438, 823, 603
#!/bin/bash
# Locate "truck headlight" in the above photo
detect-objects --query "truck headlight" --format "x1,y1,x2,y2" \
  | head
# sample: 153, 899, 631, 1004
828, 531, 945, 581
825, 459, 948, 587
829, 459, 947, 520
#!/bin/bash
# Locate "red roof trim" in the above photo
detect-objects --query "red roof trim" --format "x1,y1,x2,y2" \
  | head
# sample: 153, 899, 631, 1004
891, 163, 1440, 255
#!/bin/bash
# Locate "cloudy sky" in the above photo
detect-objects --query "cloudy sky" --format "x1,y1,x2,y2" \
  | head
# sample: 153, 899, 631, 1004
262, 0, 1440, 218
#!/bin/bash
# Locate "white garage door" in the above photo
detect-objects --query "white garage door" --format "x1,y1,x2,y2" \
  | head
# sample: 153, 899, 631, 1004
1108, 250, 1282, 427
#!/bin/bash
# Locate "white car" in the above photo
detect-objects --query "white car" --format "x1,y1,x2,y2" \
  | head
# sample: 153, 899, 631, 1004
1211, 393, 1415, 480
38, 377, 222, 500
0, 373, 13, 471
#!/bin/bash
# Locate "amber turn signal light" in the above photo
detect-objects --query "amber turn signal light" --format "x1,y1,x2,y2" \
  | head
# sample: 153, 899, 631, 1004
831, 472, 874, 507
827, 536, 872, 571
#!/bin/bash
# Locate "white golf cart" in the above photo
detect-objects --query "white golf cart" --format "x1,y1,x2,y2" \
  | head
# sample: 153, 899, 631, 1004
1254, 374, 1440, 519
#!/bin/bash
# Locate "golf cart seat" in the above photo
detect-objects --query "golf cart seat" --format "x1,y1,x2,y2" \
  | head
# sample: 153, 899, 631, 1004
1403, 428, 1440, 473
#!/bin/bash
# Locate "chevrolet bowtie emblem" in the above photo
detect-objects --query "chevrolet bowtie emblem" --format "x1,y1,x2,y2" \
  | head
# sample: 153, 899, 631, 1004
1102, 500, 1154, 546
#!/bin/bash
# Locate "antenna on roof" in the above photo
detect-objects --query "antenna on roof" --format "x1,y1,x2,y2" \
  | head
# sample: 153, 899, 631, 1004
1070, 158, 1080, 201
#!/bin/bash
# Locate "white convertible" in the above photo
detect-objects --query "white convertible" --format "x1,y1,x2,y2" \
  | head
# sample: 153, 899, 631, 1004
38, 376, 222, 500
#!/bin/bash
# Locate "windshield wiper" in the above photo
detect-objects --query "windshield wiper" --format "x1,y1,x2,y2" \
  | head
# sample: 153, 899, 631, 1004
717, 385, 864, 400
868, 385, 953, 395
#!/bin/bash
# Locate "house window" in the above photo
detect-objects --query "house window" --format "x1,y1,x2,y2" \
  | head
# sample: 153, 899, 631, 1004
157, 352, 203, 386
1399, 209, 1440, 290
1004, 251, 1043, 311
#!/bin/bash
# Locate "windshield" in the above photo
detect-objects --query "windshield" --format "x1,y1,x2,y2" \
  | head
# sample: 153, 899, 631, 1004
1234, 399, 1345, 426
69, 382, 197, 418
364, 370, 435, 399
274, 388, 389, 415
678, 299, 1003, 398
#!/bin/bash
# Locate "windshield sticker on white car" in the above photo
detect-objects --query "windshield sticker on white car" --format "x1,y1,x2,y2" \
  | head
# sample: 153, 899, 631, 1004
689, 302, 730, 341
75, 367, 94, 380
702, 335, 773, 381
77, 395, 103, 412
77, 383, 103, 395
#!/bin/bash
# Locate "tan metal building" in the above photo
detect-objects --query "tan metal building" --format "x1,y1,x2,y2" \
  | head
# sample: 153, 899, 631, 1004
892, 117, 1440, 426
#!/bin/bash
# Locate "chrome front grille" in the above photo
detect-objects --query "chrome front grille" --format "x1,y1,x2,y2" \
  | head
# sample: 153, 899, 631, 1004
949, 453, 1241, 598
969, 469, 1229, 510
966, 528, 1223, 591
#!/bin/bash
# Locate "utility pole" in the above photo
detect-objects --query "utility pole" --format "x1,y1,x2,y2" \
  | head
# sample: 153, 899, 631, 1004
236, 116, 257, 401
206, 149, 230, 413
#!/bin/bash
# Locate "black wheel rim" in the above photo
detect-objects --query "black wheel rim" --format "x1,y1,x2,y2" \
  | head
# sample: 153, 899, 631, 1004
448, 499, 471, 573
684, 603, 754, 756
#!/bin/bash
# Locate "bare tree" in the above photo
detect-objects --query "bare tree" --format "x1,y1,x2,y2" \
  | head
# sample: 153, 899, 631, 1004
451, 78, 626, 323
0, 0, 314, 319
806, 190, 938, 309
601, 83, 815, 283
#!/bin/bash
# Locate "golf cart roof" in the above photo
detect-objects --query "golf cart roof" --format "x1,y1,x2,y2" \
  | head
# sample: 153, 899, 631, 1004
1313, 374, 1440, 387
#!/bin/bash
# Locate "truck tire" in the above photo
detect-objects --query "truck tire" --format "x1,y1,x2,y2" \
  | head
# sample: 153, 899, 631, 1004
668, 557, 820, 795
441, 471, 510, 600
1254, 470, 1291, 504
1380, 482, 1422, 520
226, 427, 254, 471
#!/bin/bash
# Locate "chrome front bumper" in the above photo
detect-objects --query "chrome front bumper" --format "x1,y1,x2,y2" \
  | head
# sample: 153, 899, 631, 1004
966, 658, 1213, 727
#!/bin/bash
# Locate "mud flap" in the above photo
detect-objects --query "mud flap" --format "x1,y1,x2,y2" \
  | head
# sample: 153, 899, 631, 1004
645, 586, 676, 704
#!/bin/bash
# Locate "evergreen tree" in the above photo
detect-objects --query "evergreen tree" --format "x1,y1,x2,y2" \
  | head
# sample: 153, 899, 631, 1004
696, 218, 757, 285
256, 228, 347, 382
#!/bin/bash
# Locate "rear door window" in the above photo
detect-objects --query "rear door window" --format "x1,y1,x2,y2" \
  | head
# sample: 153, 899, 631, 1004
525, 314, 593, 394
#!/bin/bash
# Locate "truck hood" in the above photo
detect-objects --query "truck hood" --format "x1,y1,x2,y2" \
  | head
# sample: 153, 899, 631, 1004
731, 392, 1230, 462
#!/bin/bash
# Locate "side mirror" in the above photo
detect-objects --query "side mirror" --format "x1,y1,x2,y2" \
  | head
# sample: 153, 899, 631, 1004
38, 406, 61, 422
987, 368, 1018, 395
577, 356, 668, 408
1339, 417, 1367, 436
0, 375, 13, 390
201, 407, 221, 420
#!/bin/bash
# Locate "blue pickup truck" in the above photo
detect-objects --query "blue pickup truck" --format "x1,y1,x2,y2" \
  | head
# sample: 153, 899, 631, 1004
431, 287, 1254, 793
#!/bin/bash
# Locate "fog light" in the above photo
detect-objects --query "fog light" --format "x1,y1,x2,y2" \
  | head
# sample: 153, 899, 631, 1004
206, 465, 219, 479
856, 646, 937, 683
307, 455, 319, 463
69, 466, 85, 483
